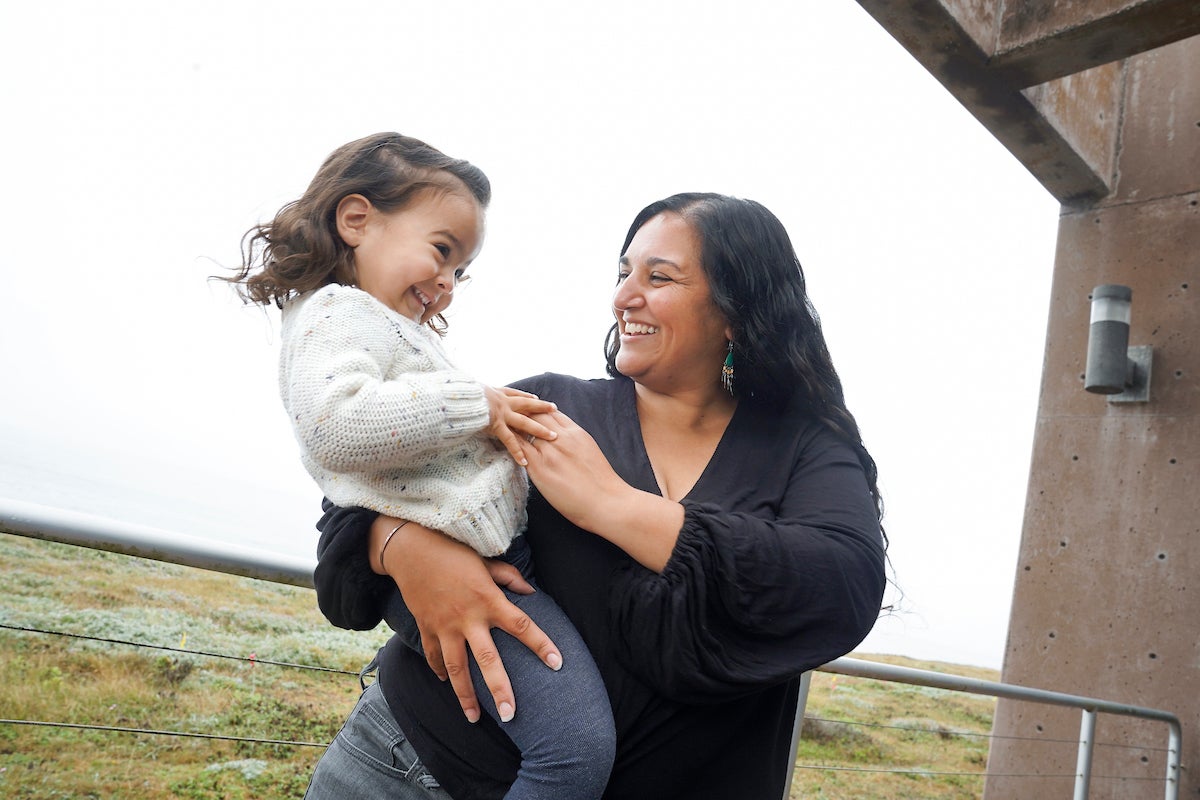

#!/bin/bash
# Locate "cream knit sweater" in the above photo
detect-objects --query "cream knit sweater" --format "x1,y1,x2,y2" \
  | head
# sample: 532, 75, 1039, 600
279, 284, 526, 556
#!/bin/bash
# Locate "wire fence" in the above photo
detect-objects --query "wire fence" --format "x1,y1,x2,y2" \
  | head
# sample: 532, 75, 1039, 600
2, 617, 1177, 792
0, 620, 1052, 777
0, 500, 1185, 798
792, 714, 1174, 782
0, 607, 1182, 797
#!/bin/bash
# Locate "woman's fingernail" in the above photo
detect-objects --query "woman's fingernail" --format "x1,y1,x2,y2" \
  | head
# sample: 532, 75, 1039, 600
549, 432, 558, 440
499, 702, 515, 722
466, 708, 481, 724
547, 652, 562, 671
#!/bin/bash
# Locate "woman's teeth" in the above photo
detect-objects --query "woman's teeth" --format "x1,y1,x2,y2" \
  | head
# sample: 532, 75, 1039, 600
625, 323, 658, 334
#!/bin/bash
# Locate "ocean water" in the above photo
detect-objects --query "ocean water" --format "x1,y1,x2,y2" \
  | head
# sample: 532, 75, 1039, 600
0, 427, 322, 562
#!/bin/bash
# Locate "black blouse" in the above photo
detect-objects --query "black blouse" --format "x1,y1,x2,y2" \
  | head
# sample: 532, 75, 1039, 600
314, 373, 886, 800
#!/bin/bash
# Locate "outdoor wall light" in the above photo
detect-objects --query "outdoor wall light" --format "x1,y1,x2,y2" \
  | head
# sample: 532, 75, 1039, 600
1084, 284, 1151, 402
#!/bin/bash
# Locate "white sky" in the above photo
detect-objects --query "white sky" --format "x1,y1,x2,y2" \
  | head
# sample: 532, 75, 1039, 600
0, 1, 1060, 670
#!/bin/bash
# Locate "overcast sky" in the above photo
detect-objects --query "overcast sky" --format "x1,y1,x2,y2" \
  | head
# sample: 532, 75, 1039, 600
0, 1, 1060, 670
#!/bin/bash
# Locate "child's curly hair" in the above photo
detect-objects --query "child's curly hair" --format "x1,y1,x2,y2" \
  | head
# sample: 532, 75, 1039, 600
226, 132, 490, 325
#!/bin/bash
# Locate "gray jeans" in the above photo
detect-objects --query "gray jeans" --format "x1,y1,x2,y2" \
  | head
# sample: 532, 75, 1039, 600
305, 680, 454, 800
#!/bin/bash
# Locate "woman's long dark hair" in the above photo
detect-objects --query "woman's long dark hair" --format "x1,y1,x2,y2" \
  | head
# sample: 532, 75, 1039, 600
605, 193, 885, 534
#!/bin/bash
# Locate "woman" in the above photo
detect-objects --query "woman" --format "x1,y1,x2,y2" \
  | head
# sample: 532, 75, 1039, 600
309, 193, 887, 799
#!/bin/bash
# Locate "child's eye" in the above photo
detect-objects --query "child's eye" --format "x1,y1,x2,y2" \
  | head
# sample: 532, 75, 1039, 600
435, 244, 451, 259
454, 268, 471, 283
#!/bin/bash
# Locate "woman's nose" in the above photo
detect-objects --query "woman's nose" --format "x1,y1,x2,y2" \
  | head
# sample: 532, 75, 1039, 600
613, 276, 641, 309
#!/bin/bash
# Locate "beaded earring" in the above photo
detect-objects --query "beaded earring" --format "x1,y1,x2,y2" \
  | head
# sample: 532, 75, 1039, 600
720, 341, 734, 394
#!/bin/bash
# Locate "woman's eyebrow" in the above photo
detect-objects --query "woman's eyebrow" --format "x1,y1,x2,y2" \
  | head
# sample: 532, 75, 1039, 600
618, 255, 681, 269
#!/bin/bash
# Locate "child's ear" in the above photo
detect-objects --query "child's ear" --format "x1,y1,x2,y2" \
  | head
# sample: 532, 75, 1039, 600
335, 194, 372, 246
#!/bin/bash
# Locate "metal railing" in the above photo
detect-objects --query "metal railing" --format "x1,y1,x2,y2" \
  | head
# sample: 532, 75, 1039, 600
787, 661, 1182, 800
1, 498, 1184, 799
0, 497, 315, 587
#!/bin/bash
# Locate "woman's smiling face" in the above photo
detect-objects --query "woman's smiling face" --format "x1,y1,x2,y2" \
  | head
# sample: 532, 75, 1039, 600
612, 213, 731, 394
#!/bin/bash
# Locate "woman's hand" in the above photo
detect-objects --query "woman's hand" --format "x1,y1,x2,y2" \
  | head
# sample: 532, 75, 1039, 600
371, 516, 563, 724
521, 411, 624, 528
524, 410, 685, 572
484, 386, 558, 466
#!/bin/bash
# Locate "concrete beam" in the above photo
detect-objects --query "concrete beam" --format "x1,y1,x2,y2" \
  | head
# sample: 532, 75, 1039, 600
992, 0, 1200, 87
854, 0, 1111, 203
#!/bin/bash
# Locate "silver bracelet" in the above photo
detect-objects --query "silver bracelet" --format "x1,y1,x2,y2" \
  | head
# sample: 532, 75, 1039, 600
377, 521, 413, 572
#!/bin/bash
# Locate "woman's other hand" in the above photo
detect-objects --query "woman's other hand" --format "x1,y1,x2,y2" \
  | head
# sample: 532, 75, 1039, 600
370, 515, 563, 723
522, 411, 622, 527
484, 386, 558, 466
524, 410, 684, 572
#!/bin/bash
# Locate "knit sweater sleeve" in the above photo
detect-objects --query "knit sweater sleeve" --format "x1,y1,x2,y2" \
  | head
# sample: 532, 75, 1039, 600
280, 286, 490, 472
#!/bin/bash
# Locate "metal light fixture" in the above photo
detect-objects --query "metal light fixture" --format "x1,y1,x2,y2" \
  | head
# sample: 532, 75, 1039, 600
1084, 284, 1151, 402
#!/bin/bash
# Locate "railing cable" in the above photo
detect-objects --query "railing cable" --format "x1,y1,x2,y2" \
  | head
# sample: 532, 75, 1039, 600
804, 713, 1172, 752
0, 718, 327, 748
0, 621, 358, 675
792, 761, 1170, 782
795, 763, 1031, 778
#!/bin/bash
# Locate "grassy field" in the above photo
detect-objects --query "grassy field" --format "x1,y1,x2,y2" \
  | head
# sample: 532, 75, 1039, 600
792, 660, 997, 799
0, 532, 997, 799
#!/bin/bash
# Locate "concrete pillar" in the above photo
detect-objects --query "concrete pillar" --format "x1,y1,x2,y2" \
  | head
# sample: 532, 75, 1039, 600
984, 35, 1200, 800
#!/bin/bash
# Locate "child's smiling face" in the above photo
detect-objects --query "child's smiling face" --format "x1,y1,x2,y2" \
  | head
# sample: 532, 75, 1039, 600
344, 187, 485, 324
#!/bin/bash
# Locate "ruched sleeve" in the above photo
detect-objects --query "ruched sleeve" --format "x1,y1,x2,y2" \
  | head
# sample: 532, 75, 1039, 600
607, 426, 885, 704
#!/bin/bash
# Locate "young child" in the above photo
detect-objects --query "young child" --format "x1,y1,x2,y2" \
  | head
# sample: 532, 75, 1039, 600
227, 132, 614, 799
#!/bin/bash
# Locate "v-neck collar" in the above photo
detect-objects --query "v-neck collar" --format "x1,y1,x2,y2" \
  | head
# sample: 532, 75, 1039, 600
620, 377, 742, 502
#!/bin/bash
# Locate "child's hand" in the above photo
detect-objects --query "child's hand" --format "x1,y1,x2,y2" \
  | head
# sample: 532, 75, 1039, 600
484, 386, 557, 466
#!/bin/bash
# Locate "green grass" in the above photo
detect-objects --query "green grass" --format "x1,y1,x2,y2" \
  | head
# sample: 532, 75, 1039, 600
0, 532, 997, 799
789, 663, 998, 799
0, 532, 390, 799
